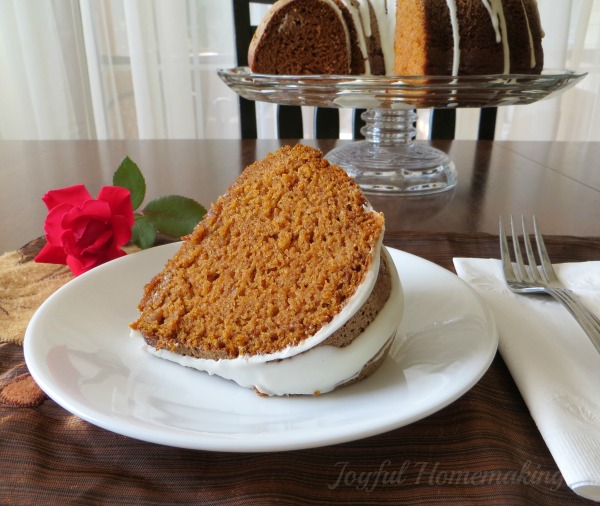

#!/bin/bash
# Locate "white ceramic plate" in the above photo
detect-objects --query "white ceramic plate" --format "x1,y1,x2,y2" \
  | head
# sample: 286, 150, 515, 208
24, 244, 497, 452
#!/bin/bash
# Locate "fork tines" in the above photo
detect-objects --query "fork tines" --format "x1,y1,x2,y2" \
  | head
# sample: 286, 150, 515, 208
499, 215, 558, 286
500, 215, 600, 354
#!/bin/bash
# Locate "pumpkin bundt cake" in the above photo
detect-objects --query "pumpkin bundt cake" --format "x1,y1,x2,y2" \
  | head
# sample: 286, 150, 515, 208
130, 144, 403, 396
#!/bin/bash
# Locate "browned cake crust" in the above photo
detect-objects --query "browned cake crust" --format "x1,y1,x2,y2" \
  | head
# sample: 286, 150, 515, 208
394, 0, 544, 75
321, 250, 391, 348
131, 145, 385, 361
248, 0, 352, 74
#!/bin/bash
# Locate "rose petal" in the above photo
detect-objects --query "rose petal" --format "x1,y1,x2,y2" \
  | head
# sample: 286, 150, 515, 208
61, 230, 82, 257
67, 215, 110, 248
110, 215, 133, 247
42, 185, 92, 211
69, 245, 127, 276
98, 186, 134, 227
101, 247, 127, 263
66, 255, 87, 277
62, 200, 111, 230
34, 242, 68, 265
69, 250, 110, 275
81, 229, 113, 256
43, 203, 78, 247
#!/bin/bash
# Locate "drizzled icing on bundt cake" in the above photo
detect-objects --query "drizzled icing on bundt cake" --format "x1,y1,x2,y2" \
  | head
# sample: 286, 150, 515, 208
442, 0, 543, 74
248, 0, 544, 76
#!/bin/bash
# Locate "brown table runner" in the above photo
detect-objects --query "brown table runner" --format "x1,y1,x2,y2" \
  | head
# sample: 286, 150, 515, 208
1, 233, 599, 505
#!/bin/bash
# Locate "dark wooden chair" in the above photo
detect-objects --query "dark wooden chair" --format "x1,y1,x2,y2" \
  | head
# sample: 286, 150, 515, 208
232, 0, 496, 141
430, 108, 497, 140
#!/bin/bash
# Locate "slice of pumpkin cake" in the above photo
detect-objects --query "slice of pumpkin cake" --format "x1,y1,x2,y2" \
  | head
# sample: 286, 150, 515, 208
130, 144, 403, 396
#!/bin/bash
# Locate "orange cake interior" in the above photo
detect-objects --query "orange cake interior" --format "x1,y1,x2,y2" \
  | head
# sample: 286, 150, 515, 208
131, 144, 385, 362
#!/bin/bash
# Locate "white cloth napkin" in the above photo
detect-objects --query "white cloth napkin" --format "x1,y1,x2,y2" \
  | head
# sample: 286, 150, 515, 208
454, 258, 600, 502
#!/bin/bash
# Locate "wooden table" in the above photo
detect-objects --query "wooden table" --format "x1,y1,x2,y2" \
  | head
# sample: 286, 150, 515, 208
1, 140, 599, 504
2, 139, 600, 253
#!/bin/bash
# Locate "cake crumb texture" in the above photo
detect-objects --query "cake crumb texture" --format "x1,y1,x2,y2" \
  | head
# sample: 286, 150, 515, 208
131, 145, 384, 360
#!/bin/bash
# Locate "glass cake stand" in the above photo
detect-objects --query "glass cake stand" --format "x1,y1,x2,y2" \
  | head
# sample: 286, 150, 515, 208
218, 68, 586, 195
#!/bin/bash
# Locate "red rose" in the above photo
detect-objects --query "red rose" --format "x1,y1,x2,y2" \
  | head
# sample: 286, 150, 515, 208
35, 184, 134, 276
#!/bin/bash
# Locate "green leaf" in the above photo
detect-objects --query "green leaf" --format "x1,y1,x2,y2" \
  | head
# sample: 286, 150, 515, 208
131, 214, 157, 249
143, 195, 206, 238
113, 156, 146, 211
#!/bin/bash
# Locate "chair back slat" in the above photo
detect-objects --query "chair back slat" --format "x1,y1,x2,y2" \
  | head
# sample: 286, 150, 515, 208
315, 109, 340, 139
478, 108, 497, 141
430, 109, 457, 140
277, 106, 304, 139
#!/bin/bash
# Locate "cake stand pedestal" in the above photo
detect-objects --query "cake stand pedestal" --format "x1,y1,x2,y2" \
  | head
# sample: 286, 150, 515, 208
218, 68, 585, 196
326, 109, 456, 194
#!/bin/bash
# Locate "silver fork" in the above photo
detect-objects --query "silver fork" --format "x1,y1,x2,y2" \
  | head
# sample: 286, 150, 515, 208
500, 216, 600, 354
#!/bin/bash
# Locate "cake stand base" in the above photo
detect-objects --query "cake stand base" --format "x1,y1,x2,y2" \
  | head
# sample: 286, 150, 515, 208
325, 141, 457, 195
324, 109, 457, 196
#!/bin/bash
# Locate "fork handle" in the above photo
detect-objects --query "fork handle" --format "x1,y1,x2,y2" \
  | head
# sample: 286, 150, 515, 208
547, 288, 600, 354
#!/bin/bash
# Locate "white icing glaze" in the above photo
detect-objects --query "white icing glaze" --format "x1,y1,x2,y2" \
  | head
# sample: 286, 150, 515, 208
357, 0, 372, 38
134, 247, 403, 396
520, 0, 537, 68
321, 0, 353, 73
339, 0, 392, 75
481, 0, 502, 43
338, 0, 371, 75
488, 0, 510, 73
452, 0, 531, 75
445, 0, 461, 76
369, 0, 397, 75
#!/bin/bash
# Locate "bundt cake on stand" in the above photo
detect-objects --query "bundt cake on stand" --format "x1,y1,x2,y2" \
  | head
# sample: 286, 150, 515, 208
220, 0, 585, 195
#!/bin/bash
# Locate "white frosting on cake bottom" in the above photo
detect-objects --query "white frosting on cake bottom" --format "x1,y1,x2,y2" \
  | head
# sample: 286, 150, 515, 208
133, 247, 403, 396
